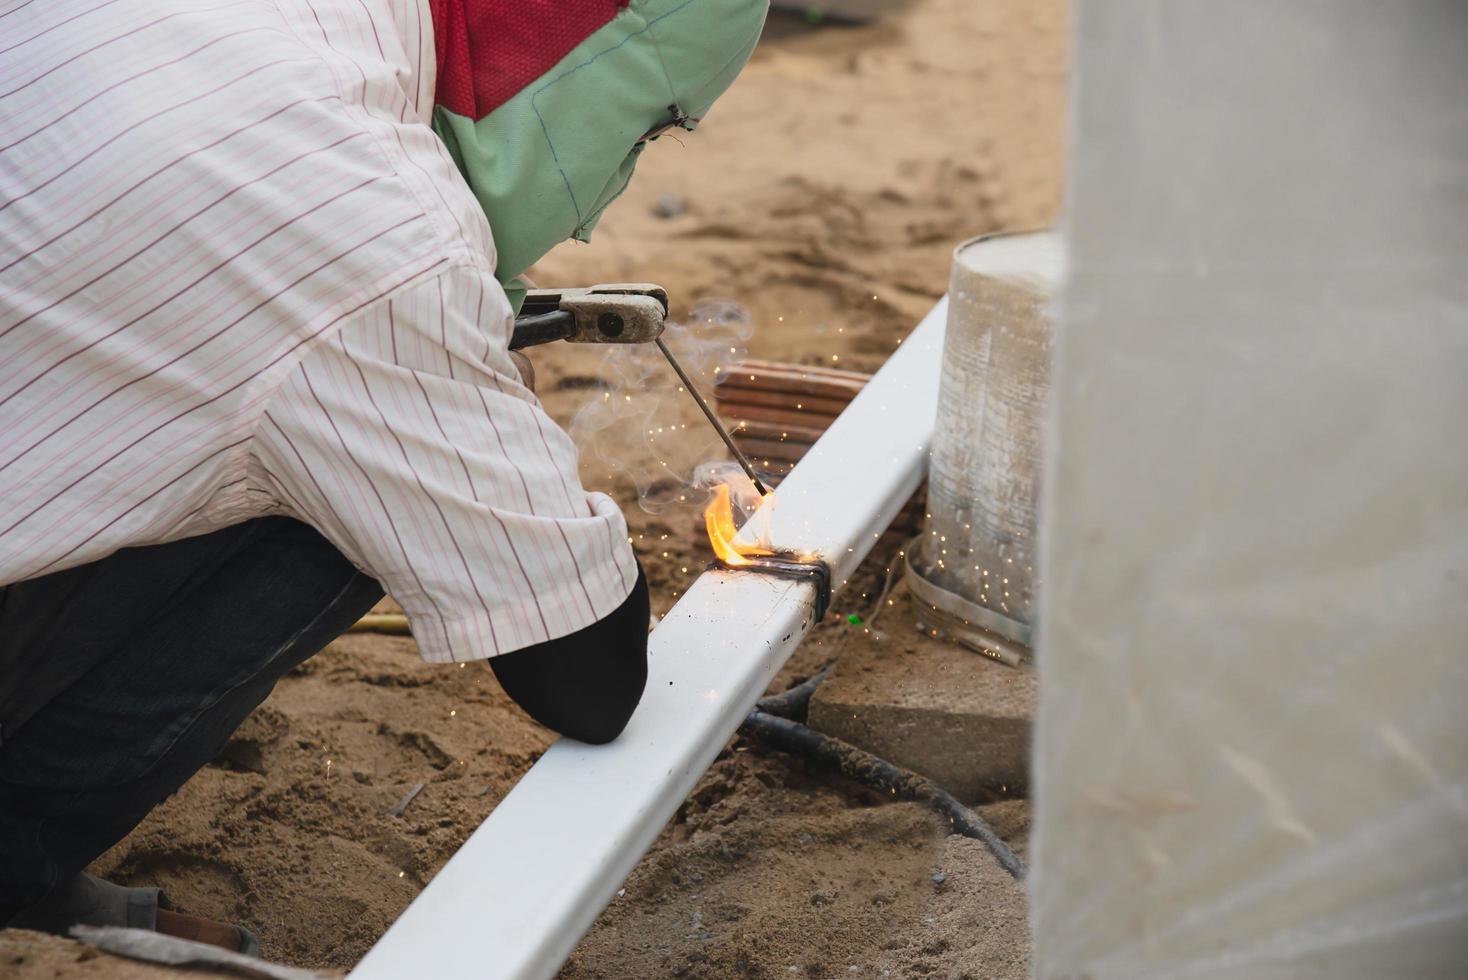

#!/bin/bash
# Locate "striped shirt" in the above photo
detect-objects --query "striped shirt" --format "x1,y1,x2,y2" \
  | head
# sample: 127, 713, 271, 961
0, 0, 638, 662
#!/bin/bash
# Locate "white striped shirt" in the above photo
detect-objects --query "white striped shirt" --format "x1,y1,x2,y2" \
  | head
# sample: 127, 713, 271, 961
0, 0, 638, 661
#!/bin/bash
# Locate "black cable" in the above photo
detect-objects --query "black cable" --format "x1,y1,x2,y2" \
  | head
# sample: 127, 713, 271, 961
741, 675, 1026, 880
753, 666, 829, 718
508, 310, 577, 350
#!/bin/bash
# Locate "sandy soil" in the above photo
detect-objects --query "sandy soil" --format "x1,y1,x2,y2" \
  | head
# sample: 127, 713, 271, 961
2, 0, 1064, 975
562, 773, 1029, 980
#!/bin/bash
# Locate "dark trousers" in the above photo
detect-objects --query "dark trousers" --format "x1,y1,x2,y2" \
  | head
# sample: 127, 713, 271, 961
0, 517, 647, 924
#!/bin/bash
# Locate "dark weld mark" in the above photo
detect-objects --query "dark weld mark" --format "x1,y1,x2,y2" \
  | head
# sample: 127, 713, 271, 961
709, 555, 831, 621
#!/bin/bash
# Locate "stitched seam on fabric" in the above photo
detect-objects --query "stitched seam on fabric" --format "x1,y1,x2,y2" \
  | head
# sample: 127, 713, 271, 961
24, 567, 371, 872
111, 570, 371, 787
271, 0, 462, 251
239, 246, 489, 415
245, 252, 503, 579
575, 147, 642, 236
529, 0, 698, 222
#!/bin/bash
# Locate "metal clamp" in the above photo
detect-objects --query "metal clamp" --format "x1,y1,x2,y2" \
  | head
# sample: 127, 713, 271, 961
511, 283, 668, 350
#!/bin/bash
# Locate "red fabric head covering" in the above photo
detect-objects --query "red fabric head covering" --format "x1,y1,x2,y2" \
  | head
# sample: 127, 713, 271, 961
429, 0, 630, 121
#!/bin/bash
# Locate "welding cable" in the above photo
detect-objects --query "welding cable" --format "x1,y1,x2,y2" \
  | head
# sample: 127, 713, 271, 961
739, 709, 1026, 879
742, 670, 1026, 880
752, 666, 830, 718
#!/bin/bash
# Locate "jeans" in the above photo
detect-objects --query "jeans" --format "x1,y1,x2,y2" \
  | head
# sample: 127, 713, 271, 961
0, 517, 647, 924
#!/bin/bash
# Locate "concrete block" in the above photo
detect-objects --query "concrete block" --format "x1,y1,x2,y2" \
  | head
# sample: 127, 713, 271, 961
808, 593, 1035, 801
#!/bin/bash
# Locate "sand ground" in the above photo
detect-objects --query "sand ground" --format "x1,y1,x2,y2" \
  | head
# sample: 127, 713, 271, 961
1, 1, 1065, 975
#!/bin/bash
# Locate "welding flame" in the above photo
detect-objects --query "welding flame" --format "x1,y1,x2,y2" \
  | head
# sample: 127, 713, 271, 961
704, 483, 775, 566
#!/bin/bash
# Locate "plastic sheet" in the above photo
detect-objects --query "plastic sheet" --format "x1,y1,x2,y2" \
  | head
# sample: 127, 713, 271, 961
1033, 2, 1468, 976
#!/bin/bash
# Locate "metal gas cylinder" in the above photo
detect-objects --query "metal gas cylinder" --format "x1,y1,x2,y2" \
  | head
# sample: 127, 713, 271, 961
908, 231, 1061, 665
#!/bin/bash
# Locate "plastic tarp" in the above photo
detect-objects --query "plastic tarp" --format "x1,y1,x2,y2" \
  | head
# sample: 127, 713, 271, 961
1032, 2, 1468, 976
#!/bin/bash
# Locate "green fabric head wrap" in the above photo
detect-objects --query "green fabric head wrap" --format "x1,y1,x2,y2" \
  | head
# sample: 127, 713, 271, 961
433, 0, 769, 309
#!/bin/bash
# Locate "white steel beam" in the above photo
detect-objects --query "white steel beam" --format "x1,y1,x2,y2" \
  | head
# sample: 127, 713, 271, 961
350, 298, 949, 980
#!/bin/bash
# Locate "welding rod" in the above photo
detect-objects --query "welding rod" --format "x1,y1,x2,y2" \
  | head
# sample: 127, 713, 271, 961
655, 338, 771, 497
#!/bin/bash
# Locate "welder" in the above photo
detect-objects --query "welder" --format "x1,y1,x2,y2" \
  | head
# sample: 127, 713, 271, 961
0, 0, 767, 954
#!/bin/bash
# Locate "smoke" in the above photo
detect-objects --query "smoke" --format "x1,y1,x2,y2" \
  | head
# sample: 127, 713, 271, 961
569, 300, 754, 514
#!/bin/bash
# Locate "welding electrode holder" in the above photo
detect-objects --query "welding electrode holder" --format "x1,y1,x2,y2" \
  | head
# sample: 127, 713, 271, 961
509, 284, 669, 350
510, 282, 771, 496
709, 555, 832, 622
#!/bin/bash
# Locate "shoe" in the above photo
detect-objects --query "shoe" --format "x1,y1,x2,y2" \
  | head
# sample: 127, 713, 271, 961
156, 906, 261, 956
8, 873, 261, 958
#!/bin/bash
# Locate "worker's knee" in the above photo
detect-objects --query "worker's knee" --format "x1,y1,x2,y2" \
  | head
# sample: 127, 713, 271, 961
562, 677, 641, 746
489, 563, 649, 745
543, 618, 646, 745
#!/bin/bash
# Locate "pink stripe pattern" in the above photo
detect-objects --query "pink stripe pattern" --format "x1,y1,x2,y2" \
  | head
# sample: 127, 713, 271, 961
0, 0, 637, 662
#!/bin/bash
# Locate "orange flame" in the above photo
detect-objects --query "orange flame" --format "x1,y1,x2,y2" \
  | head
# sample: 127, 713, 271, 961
704, 484, 774, 566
